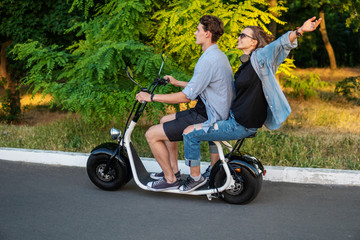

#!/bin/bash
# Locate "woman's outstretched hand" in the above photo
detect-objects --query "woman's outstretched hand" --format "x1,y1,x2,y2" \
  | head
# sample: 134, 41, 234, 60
289, 16, 322, 42
298, 17, 322, 34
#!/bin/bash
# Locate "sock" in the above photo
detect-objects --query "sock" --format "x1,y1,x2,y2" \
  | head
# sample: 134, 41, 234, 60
191, 174, 201, 181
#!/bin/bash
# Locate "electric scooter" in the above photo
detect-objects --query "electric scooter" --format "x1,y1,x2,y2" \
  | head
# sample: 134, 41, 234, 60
86, 52, 266, 204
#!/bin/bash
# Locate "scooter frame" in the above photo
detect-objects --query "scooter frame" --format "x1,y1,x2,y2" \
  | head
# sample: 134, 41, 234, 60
122, 119, 236, 200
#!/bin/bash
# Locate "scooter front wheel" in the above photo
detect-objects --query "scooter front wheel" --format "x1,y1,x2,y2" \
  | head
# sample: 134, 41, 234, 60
210, 163, 263, 204
87, 153, 128, 191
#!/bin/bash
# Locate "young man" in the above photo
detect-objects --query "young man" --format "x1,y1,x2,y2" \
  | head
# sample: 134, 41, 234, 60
135, 15, 233, 191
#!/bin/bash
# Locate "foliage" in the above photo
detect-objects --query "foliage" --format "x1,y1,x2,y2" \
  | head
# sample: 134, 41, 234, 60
0, 0, 84, 122
277, 58, 296, 77
279, 0, 360, 67
152, 0, 287, 72
344, 0, 360, 32
0, 0, 79, 44
303, 0, 360, 32
280, 73, 328, 99
11, 0, 171, 124
11, 0, 294, 124
335, 76, 360, 100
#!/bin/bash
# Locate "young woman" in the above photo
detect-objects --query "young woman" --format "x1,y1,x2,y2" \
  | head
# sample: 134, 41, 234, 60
179, 17, 322, 192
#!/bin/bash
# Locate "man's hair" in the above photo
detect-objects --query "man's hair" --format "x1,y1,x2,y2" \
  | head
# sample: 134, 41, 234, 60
199, 15, 224, 43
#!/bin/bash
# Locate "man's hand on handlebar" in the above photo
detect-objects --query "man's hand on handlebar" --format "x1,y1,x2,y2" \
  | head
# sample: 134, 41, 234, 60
136, 92, 151, 103
164, 75, 188, 88
163, 75, 177, 86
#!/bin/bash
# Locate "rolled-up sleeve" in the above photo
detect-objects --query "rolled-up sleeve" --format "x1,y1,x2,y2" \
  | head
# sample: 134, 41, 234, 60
182, 59, 213, 100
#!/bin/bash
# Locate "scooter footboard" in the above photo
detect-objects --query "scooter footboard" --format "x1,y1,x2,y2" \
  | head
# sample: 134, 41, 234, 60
129, 142, 154, 185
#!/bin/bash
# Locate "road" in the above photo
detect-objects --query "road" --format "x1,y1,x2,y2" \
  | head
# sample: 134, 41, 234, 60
0, 160, 359, 240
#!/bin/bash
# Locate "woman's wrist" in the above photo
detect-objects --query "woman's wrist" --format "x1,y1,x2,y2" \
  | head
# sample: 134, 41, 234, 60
295, 27, 303, 37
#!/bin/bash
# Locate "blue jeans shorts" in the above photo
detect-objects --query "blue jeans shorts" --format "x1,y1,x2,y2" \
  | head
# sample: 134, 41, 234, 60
183, 114, 257, 167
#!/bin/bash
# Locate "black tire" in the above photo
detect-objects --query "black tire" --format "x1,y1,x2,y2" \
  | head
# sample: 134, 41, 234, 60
86, 153, 128, 191
211, 163, 263, 204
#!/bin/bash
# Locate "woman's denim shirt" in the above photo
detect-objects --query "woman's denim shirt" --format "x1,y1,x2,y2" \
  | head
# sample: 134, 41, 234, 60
250, 31, 297, 130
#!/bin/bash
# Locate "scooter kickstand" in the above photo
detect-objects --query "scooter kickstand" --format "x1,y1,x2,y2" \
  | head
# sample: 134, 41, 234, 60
206, 190, 223, 201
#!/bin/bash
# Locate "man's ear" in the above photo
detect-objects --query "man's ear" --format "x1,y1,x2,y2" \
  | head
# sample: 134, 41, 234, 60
206, 31, 211, 38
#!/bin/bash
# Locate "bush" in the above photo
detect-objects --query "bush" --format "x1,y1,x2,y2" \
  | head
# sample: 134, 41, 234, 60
334, 76, 360, 100
280, 73, 328, 99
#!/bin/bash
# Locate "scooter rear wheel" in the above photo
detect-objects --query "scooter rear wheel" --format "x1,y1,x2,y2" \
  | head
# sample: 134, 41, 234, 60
210, 162, 262, 204
87, 153, 128, 191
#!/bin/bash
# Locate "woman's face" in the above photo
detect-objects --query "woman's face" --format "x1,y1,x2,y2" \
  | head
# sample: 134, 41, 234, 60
237, 28, 257, 53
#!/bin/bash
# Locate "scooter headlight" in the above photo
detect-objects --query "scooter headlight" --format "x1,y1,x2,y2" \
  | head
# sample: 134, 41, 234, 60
110, 128, 122, 140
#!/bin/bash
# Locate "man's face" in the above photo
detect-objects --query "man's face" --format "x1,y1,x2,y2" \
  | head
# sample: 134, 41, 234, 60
194, 23, 208, 45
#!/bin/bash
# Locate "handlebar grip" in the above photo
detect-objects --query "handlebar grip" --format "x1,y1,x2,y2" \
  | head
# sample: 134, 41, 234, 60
160, 77, 169, 86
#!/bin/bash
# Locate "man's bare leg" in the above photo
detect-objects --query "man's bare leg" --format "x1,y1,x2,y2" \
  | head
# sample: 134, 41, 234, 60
160, 113, 179, 174
145, 124, 177, 183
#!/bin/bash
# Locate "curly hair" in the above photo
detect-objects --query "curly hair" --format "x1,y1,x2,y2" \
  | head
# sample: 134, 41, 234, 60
245, 26, 275, 49
199, 15, 224, 43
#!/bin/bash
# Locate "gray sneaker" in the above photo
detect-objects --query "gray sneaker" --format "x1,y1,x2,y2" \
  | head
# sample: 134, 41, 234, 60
147, 178, 179, 191
202, 165, 212, 179
179, 175, 207, 192
150, 171, 181, 180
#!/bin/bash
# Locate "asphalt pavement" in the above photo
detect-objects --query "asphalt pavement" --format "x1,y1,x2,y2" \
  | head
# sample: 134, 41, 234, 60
0, 160, 359, 240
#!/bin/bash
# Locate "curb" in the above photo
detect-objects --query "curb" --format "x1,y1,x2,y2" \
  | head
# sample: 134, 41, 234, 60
1, 147, 360, 186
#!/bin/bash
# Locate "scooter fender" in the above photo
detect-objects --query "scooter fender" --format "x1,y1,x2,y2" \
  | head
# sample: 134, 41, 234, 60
228, 153, 264, 178
90, 142, 129, 169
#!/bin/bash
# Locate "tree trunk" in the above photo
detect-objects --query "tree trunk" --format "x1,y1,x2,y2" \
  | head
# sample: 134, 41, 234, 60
0, 42, 12, 82
268, 0, 278, 37
0, 41, 21, 122
319, 8, 337, 70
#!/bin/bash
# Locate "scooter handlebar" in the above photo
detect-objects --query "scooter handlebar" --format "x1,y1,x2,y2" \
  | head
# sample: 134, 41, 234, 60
158, 77, 169, 86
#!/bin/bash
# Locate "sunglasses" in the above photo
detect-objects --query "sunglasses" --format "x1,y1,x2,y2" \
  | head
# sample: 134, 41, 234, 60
239, 33, 256, 40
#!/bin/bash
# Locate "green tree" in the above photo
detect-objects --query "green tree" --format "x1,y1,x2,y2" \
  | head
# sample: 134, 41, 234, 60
0, 0, 81, 122
12, 0, 291, 124
342, 0, 360, 32
13, 0, 169, 124
280, 0, 360, 68
303, 0, 360, 70
153, 0, 286, 73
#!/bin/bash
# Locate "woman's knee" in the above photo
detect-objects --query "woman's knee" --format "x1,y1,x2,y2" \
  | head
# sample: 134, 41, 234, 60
183, 123, 202, 135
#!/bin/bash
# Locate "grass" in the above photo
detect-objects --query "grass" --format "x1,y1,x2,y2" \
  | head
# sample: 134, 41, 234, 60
1, 67, 360, 170
1, 114, 359, 170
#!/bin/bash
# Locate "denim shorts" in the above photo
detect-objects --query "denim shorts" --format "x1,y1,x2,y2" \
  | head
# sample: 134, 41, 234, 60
183, 115, 257, 167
